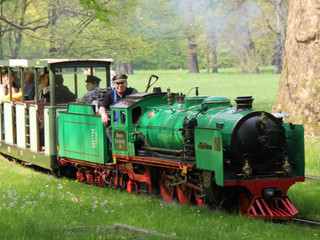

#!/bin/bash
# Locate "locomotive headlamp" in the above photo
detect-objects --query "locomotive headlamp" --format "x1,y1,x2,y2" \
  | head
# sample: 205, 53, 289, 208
242, 159, 252, 177
282, 157, 293, 174
259, 112, 269, 127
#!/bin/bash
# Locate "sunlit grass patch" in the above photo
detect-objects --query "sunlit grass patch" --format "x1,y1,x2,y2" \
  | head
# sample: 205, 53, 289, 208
305, 137, 320, 176
1, 158, 320, 239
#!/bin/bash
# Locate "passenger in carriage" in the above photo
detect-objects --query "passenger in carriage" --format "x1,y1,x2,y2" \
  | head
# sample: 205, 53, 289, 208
24, 71, 35, 100
1, 70, 22, 102
84, 75, 101, 98
55, 75, 76, 103
38, 72, 48, 100
39, 71, 50, 102
40, 74, 76, 103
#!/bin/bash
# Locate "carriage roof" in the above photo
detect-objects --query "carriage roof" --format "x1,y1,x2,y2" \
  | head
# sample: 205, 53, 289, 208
0, 58, 114, 68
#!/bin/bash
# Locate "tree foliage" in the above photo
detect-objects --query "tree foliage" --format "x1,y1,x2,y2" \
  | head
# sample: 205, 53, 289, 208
0, 0, 288, 72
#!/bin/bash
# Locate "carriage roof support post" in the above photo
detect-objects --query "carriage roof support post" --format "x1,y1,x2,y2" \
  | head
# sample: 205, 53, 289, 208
74, 67, 78, 98
106, 64, 111, 88
49, 68, 55, 106
8, 67, 12, 101
34, 68, 39, 104
48, 67, 58, 170
20, 68, 25, 102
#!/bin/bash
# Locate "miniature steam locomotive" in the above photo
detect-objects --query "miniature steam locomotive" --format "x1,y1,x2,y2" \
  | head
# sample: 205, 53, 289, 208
0, 59, 304, 220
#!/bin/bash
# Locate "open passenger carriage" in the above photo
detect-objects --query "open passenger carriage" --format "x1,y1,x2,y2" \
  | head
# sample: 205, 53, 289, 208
0, 59, 113, 172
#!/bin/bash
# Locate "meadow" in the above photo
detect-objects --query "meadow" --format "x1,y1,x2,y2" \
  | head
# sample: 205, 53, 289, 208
1, 67, 320, 239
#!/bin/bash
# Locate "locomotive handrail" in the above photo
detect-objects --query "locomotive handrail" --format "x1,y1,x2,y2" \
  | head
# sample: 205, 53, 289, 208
145, 75, 159, 92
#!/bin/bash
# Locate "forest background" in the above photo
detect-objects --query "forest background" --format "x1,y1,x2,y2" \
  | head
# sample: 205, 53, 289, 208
0, 0, 287, 75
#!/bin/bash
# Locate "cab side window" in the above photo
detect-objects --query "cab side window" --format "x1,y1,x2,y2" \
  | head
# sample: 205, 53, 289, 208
120, 111, 126, 124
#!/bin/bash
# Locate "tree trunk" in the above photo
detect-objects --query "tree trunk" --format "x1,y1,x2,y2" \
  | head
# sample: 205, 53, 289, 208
272, 0, 320, 136
236, 0, 259, 74
49, 2, 58, 57
188, 38, 199, 73
117, 62, 128, 74
12, 0, 28, 58
272, 0, 288, 74
211, 31, 218, 73
206, 43, 210, 73
0, 2, 4, 60
127, 62, 134, 74
272, 49, 282, 74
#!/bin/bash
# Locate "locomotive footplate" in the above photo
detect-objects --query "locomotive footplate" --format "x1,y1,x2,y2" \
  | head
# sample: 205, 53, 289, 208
114, 154, 195, 171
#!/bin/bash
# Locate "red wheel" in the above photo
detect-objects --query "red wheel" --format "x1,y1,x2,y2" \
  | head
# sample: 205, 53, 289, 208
76, 171, 85, 182
238, 193, 251, 215
177, 184, 192, 205
159, 168, 174, 202
97, 175, 106, 187
194, 190, 207, 207
86, 173, 94, 184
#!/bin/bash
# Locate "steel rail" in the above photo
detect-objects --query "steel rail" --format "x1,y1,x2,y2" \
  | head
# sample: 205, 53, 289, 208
292, 217, 320, 228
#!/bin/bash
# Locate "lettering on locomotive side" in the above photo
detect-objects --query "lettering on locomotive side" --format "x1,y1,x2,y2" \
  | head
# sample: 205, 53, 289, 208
114, 130, 127, 151
91, 128, 98, 148
198, 142, 213, 150
214, 137, 220, 151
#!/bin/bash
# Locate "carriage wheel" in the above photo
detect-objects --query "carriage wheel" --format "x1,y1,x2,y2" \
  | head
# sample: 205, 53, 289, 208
177, 184, 192, 205
159, 168, 174, 202
194, 190, 207, 207
238, 192, 252, 215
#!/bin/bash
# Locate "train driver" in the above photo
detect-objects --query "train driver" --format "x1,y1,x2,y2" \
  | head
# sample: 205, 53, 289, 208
98, 74, 137, 126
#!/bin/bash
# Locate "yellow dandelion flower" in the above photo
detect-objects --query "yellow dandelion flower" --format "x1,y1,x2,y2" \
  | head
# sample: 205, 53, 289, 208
314, 234, 318, 237
197, 210, 200, 213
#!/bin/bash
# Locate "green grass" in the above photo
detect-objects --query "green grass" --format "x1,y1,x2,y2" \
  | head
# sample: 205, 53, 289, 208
1, 158, 320, 240
305, 137, 320, 176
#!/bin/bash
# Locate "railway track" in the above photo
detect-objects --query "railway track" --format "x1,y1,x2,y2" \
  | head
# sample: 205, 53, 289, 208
305, 175, 320, 180
292, 217, 320, 228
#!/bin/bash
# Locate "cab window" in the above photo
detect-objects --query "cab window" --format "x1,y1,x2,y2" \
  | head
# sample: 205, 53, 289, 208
132, 106, 142, 124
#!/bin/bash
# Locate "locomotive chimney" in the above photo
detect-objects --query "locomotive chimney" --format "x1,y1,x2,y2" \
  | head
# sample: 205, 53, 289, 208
234, 96, 254, 110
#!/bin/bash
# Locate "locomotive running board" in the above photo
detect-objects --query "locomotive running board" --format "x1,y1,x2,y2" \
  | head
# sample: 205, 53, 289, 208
246, 196, 298, 220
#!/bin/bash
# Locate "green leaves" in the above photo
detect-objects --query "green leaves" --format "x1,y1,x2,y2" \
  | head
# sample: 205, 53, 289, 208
79, 0, 115, 24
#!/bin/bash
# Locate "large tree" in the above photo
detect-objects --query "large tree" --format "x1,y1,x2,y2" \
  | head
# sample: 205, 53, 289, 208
272, 0, 320, 136
262, 0, 288, 74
